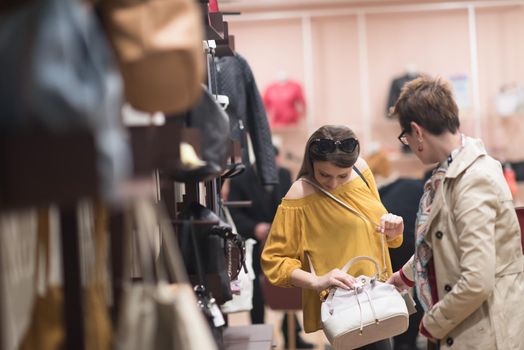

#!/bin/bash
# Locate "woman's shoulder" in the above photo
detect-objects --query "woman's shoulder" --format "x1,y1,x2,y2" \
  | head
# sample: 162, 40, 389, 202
284, 179, 317, 200
353, 157, 370, 173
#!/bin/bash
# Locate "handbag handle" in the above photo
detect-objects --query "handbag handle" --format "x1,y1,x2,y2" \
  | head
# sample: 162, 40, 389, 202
300, 177, 388, 280
341, 256, 380, 279
307, 255, 380, 280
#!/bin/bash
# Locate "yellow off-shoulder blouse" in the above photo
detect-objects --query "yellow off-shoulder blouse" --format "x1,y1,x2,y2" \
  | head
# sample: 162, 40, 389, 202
261, 168, 403, 333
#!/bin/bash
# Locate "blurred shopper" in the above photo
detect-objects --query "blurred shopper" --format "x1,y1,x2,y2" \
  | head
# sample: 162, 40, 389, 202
388, 76, 524, 350
228, 147, 314, 349
262, 125, 405, 350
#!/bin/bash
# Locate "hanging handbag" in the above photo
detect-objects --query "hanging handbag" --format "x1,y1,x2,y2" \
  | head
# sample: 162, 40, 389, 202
170, 87, 231, 183
301, 177, 409, 349
114, 198, 217, 350
220, 205, 255, 313
101, 0, 204, 114
0, 0, 131, 200
177, 202, 247, 304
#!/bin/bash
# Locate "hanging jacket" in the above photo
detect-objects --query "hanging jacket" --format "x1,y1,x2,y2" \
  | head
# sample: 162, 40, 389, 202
214, 53, 278, 185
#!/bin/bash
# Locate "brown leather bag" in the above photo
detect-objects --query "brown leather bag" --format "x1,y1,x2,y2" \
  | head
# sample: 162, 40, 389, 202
101, 0, 204, 114
84, 202, 113, 350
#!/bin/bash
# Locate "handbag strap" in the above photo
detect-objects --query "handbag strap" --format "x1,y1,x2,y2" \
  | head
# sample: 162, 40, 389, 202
300, 178, 380, 227
300, 176, 388, 280
352, 165, 370, 190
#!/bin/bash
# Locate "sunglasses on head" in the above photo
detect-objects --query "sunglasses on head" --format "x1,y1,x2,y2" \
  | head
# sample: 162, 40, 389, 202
311, 138, 359, 154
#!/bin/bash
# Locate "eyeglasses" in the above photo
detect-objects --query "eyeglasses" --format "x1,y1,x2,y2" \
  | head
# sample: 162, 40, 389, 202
311, 138, 359, 154
397, 130, 409, 146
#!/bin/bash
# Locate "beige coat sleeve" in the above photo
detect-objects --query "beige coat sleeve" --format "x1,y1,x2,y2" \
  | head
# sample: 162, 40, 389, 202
401, 255, 415, 281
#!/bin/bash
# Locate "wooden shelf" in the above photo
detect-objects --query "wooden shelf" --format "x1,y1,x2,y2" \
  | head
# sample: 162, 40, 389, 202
223, 324, 275, 350
0, 132, 97, 210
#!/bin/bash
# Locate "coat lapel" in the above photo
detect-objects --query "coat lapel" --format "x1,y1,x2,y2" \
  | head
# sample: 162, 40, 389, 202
426, 137, 486, 233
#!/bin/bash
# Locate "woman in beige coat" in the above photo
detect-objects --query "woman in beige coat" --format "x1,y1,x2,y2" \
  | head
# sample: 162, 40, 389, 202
388, 76, 524, 350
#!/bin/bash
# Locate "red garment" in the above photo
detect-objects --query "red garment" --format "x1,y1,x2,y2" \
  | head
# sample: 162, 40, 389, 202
208, 0, 219, 12
263, 80, 306, 127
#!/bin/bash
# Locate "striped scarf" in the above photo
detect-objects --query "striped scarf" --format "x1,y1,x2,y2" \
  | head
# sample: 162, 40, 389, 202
413, 164, 447, 312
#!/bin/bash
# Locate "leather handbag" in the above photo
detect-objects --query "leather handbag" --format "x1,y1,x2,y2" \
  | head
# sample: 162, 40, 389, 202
220, 203, 255, 314
177, 202, 247, 304
101, 0, 204, 114
171, 87, 231, 183
114, 198, 217, 350
0, 0, 131, 199
318, 256, 408, 350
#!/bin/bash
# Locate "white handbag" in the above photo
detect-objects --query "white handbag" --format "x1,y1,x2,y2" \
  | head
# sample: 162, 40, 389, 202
220, 238, 256, 314
319, 256, 408, 349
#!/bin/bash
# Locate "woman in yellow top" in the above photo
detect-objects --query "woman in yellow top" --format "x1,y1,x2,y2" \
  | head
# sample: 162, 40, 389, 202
261, 125, 404, 350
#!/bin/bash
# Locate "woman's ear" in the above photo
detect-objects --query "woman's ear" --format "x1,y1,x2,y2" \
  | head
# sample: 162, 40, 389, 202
410, 121, 423, 140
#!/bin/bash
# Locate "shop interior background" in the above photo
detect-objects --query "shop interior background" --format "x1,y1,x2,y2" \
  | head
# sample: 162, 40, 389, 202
221, 0, 524, 204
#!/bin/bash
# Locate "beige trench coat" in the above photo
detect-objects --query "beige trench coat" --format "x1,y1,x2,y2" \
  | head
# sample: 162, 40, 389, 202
401, 137, 524, 350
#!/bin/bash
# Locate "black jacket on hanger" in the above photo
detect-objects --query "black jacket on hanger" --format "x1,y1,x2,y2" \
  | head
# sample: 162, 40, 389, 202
228, 164, 291, 241
228, 164, 291, 271
214, 53, 278, 185
386, 73, 420, 116
228, 164, 291, 324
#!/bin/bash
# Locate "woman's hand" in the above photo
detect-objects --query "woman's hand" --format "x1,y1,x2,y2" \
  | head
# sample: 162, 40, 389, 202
377, 213, 404, 239
386, 271, 410, 291
312, 269, 357, 293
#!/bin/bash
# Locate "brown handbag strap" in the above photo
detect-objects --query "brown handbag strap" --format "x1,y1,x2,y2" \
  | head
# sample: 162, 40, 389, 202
93, 201, 108, 286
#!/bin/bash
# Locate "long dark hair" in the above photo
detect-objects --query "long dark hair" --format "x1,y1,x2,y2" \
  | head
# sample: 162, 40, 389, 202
297, 125, 360, 180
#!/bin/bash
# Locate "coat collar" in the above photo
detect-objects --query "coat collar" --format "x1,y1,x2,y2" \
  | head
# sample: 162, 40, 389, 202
445, 137, 486, 179
426, 137, 486, 230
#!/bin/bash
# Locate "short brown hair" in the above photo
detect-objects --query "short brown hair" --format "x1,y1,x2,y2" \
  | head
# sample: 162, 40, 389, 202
391, 76, 460, 135
297, 125, 359, 180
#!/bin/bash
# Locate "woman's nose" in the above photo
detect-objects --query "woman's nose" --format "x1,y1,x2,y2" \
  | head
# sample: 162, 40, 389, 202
326, 178, 337, 190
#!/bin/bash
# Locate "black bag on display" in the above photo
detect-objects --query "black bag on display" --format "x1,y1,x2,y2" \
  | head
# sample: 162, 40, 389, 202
171, 87, 230, 183
177, 202, 245, 304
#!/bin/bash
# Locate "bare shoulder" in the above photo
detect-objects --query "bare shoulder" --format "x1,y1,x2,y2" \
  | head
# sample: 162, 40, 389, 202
353, 157, 369, 172
284, 179, 317, 199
